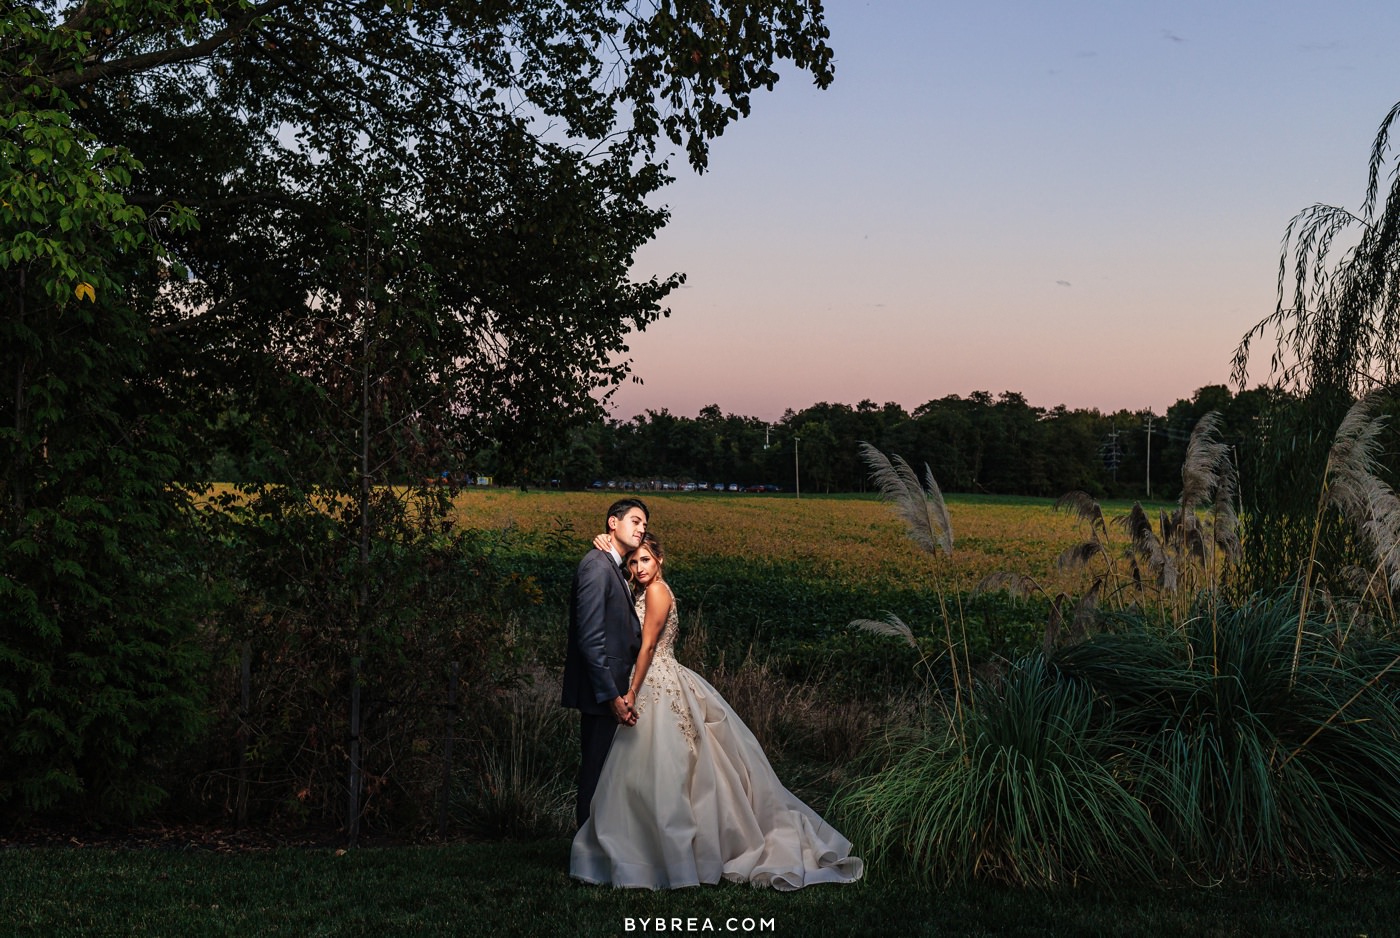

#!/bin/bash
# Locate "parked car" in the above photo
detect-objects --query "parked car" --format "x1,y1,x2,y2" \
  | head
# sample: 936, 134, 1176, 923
727, 483, 740, 492
682, 482, 697, 491
697, 482, 709, 490
744, 484, 765, 493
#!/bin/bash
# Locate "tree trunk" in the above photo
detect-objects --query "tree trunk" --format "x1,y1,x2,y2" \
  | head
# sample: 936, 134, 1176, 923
235, 641, 251, 827
437, 661, 460, 838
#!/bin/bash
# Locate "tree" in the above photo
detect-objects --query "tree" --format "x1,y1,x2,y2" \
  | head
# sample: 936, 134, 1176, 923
1231, 102, 1400, 591
1, 18, 206, 811
1, 0, 835, 819
1234, 102, 1400, 398
9, 0, 835, 470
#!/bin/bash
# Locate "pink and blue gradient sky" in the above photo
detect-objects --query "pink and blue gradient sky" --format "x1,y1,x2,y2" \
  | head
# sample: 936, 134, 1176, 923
609, 0, 1399, 423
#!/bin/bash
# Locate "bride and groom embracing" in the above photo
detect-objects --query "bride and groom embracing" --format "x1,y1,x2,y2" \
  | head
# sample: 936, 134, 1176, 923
561, 497, 863, 891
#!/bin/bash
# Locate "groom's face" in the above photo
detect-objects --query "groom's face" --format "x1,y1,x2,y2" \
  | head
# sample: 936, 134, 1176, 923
609, 508, 648, 552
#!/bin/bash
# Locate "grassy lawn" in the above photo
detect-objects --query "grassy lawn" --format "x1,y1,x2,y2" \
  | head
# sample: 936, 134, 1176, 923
2, 839, 1391, 937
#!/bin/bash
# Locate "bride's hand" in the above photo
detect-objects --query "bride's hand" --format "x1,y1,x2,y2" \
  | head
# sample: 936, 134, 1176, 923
592, 533, 613, 552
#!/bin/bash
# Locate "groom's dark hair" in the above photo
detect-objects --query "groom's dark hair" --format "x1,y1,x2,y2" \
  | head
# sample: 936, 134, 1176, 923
606, 497, 649, 523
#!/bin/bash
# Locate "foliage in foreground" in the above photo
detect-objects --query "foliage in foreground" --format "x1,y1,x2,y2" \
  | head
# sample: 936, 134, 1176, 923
838, 599, 1400, 887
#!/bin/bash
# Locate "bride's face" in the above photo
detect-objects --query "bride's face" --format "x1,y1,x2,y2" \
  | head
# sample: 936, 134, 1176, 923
628, 546, 661, 585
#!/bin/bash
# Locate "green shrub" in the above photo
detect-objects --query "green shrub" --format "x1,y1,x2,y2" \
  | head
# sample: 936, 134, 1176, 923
1055, 597, 1400, 878
175, 484, 543, 831
835, 655, 1164, 887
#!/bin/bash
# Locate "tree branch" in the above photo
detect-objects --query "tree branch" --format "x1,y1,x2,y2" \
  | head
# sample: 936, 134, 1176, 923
148, 290, 247, 337
49, 0, 293, 90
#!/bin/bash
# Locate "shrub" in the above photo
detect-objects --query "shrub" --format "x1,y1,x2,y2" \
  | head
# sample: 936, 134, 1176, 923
835, 655, 1164, 887
171, 484, 542, 832
1056, 597, 1400, 878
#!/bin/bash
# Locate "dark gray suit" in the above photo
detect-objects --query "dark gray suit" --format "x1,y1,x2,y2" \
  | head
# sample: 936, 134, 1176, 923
561, 548, 641, 826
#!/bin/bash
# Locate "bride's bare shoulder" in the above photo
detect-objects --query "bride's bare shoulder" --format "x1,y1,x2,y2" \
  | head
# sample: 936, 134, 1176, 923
646, 579, 673, 607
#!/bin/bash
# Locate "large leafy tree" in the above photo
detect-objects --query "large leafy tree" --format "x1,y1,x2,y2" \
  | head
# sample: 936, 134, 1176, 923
15, 0, 834, 467
1, 0, 834, 817
1, 7, 207, 812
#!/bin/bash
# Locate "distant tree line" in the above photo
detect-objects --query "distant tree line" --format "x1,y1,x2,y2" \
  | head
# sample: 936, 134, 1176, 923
504, 385, 1283, 499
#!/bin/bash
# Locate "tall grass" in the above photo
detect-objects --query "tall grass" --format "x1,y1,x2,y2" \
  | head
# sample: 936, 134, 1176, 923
1059, 598, 1400, 879
450, 607, 887, 839
836, 416, 1400, 886
837, 656, 1163, 887
839, 598, 1400, 886
449, 685, 575, 840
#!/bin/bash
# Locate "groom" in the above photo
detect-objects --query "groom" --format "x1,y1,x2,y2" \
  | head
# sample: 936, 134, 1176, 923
562, 497, 649, 827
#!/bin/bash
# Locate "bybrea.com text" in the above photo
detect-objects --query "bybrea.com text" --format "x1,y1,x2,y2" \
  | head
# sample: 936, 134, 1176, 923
624, 918, 776, 933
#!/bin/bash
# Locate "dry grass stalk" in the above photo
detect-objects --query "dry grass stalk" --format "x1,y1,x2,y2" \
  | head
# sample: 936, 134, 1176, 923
851, 614, 918, 648
1178, 412, 1231, 516
857, 443, 967, 727
1295, 392, 1400, 677
1057, 540, 1104, 571
1054, 490, 1107, 538
1069, 580, 1101, 642
858, 442, 953, 556
1325, 392, 1400, 595
974, 570, 1043, 599
1096, 413, 1239, 611
1116, 503, 1168, 584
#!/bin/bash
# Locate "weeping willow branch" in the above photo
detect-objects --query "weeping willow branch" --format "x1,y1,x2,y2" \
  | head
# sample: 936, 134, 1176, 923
1234, 102, 1400, 396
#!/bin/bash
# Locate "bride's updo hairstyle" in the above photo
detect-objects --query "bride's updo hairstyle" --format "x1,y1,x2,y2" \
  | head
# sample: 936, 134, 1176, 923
638, 532, 663, 557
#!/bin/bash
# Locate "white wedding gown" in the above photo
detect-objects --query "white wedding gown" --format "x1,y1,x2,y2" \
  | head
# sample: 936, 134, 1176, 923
570, 583, 863, 890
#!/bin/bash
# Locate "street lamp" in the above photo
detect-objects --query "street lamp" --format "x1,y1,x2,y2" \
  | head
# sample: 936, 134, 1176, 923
794, 436, 801, 499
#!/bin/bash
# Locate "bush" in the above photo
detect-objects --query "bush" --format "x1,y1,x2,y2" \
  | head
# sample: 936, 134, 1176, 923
1055, 597, 1400, 878
168, 484, 543, 832
835, 655, 1163, 887
837, 595, 1400, 886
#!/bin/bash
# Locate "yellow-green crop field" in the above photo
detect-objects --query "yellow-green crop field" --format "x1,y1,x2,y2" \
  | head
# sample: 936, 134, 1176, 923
449, 489, 1110, 597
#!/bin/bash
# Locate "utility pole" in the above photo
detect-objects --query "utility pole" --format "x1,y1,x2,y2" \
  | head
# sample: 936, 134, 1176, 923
794, 436, 801, 499
1144, 414, 1153, 499
1101, 424, 1122, 483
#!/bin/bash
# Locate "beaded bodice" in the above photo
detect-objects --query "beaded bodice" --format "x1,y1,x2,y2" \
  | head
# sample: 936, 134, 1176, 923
635, 582, 680, 659
631, 581, 699, 752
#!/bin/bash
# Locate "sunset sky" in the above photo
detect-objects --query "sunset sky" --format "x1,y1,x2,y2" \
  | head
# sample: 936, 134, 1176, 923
608, 0, 1400, 423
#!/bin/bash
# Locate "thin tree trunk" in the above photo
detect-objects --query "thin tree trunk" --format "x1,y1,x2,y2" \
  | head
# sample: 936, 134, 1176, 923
438, 661, 459, 838
346, 655, 362, 846
347, 253, 373, 848
235, 641, 252, 827
11, 266, 27, 517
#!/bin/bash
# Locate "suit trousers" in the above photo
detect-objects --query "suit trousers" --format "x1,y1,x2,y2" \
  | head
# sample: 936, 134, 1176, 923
577, 712, 619, 828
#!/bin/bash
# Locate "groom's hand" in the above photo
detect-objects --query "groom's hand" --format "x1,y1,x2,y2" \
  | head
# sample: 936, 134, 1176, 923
611, 695, 636, 726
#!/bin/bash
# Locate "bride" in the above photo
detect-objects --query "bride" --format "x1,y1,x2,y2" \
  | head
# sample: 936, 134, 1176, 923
569, 531, 863, 891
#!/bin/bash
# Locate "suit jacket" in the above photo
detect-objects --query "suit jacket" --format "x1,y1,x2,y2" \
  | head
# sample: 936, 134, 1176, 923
561, 548, 641, 715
